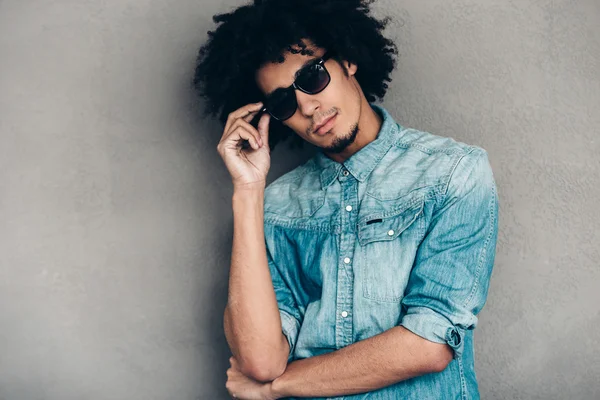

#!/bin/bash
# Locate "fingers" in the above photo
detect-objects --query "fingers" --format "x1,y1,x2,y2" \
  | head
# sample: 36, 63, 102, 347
227, 118, 264, 150
223, 102, 264, 138
241, 106, 263, 124
232, 126, 260, 150
257, 112, 271, 145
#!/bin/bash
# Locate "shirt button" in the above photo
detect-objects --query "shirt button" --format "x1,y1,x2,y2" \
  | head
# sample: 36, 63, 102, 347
342, 170, 349, 176
345, 205, 352, 212
343, 257, 351, 264
388, 229, 395, 236
341, 311, 348, 317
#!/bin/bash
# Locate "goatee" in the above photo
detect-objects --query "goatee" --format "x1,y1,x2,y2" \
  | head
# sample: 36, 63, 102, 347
322, 122, 359, 154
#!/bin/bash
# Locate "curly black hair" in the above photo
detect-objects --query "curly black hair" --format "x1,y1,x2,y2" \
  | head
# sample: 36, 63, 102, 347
191, 0, 398, 152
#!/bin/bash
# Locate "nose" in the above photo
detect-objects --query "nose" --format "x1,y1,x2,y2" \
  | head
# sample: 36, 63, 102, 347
295, 90, 320, 117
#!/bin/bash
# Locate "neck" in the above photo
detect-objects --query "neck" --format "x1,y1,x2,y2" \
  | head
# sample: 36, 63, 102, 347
325, 96, 383, 163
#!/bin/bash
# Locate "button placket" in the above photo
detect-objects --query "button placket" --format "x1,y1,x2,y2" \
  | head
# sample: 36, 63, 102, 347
335, 166, 356, 349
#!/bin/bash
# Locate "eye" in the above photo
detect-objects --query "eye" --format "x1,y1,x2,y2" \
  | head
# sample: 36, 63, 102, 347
267, 88, 288, 104
296, 64, 321, 84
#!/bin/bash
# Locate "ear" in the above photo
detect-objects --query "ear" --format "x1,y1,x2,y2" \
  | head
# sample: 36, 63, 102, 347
342, 59, 358, 77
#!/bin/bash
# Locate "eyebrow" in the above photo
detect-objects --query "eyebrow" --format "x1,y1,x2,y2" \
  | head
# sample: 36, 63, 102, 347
265, 56, 321, 98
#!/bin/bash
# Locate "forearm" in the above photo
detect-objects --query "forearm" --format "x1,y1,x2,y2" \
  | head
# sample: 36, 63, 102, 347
225, 188, 288, 380
270, 326, 452, 399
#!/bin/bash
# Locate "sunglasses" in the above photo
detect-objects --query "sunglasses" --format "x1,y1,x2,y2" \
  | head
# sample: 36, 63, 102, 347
260, 51, 333, 121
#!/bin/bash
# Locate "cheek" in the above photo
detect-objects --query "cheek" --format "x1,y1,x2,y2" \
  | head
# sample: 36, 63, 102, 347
283, 115, 308, 136
323, 71, 354, 104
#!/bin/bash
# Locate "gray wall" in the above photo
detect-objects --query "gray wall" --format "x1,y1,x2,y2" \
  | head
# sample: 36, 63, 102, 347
0, 1, 598, 399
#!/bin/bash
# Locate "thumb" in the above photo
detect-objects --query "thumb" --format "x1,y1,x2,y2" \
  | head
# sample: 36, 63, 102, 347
257, 113, 270, 146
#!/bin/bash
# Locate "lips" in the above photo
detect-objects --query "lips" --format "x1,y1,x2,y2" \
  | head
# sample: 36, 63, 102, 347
314, 113, 337, 135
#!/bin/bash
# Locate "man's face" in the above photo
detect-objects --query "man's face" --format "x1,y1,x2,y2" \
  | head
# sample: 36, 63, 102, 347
255, 43, 362, 154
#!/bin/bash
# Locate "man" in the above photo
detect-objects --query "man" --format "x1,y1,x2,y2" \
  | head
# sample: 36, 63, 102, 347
193, 1, 499, 399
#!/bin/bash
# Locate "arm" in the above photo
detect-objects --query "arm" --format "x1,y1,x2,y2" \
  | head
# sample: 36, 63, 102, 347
269, 325, 451, 399
399, 148, 499, 360
269, 148, 499, 398
223, 188, 290, 382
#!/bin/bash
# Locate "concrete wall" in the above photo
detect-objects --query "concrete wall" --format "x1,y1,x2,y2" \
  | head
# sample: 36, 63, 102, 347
0, 1, 598, 399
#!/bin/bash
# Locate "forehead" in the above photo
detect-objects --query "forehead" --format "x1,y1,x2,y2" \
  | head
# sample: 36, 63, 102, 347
255, 47, 324, 96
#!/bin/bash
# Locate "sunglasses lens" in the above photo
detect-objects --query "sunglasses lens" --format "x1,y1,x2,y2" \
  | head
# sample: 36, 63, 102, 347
296, 64, 330, 94
264, 58, 331, 121
267, 89, 297, 121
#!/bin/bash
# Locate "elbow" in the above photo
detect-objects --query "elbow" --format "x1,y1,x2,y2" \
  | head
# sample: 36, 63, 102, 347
240, 358, 286, 383
412, 335, 454, 374
428, 345, 454, 373
238, 338, 289, 382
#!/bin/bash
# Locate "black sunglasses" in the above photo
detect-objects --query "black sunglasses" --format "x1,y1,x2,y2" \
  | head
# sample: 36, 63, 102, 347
260, 51, 333, 121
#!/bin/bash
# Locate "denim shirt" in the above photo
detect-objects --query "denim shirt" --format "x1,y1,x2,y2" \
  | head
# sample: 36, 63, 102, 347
263, 103, 499, 400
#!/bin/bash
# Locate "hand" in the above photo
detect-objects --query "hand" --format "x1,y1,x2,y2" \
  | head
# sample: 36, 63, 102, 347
225, 356, 277, 400
216, 102, 272, 191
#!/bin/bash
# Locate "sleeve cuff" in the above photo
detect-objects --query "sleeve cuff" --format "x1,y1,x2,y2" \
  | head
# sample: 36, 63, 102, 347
279, 309, 301, 363
400, 307, 466, 359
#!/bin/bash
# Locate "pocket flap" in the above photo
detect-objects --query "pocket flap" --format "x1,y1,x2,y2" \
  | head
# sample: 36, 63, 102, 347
264, 190, 325, 218
357, 198, 424, 246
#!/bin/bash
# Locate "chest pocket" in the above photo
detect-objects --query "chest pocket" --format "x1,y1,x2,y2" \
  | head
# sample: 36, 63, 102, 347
357, 195, 425, 303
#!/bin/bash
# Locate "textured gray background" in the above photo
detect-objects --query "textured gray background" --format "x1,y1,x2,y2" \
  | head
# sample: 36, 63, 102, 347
1, 1, 599, 399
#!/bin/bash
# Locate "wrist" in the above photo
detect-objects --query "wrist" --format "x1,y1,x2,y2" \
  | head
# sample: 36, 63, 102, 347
268, 375, 287, 399
233, 188, 265, 206
232, 186, 264, 207
232, 180, 266, 193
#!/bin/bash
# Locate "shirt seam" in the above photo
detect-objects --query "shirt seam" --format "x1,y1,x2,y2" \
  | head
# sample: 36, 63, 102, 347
464, 171, 497, 310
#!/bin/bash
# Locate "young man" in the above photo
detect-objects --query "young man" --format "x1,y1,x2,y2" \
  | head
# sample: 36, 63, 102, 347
193, 1, 499, 399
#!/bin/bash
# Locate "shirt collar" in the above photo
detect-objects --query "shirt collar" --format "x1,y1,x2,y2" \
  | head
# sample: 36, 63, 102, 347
314, 103, 402, 190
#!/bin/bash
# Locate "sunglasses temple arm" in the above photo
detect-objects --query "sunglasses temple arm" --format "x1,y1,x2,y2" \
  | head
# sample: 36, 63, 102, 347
253, 106, 271, 123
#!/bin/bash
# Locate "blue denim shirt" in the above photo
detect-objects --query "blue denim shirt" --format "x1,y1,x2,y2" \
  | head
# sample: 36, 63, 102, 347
263, 103, 499, 400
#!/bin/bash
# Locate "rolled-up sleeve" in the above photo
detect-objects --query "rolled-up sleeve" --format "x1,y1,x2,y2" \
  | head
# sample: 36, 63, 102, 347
400, 147, 499, 359
266, 243, 302, 363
